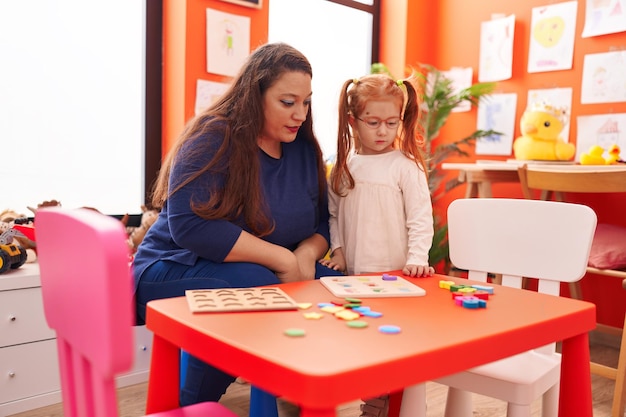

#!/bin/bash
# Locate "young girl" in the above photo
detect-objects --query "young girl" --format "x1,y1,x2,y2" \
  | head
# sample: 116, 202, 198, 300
322, 73, 434, 417
320, 73, 434, 417
321, 73, 435, 278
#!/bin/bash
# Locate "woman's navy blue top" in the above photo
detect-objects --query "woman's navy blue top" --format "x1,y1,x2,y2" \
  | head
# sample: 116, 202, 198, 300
132, 129, 329, 290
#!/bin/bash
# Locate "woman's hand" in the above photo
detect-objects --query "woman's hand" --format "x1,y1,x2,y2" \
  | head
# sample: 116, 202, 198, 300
403, 264, 435, 277
294, 251, 316, 281
225, 230, 303, 283
294, 233, 330, 281
274, 254, 305, 283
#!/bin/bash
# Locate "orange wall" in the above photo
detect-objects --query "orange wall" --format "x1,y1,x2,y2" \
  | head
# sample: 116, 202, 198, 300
409, 0, 626, 222
164, 0, 625, 327
162, 0, 268, 152
399, 0, 626, 328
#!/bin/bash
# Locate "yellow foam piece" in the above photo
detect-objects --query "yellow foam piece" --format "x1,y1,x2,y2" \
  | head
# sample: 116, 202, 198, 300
335, 310, 360, 321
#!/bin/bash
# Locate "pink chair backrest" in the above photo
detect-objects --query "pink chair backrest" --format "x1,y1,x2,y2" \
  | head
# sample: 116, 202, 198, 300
36, 207, 134, 417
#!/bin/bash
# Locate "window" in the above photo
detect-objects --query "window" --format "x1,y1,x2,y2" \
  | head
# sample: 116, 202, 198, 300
269, 0, 378, 160
0, 1, 152, 216
0, 1, 374, 216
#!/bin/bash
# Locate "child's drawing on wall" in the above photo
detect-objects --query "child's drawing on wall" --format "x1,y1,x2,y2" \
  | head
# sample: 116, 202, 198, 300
582, 0, 626, 37
478, 14, 515, 82
206, 8, 250, 77
475, 93, 518, 155
596, 119, 621, 149
576, 113, 626, 162
195, 79, 230, 116
581, 51, 626, 104
439, 67, 473, 113
224, 21, 235, 56
528, 1, 578, 73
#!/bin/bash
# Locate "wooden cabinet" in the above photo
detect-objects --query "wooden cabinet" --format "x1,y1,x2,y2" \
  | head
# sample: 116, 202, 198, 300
0, 264, 152, 416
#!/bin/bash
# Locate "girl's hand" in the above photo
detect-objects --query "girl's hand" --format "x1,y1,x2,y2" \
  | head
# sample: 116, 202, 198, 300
318, 248, 346, 273
403, 264, 435, 277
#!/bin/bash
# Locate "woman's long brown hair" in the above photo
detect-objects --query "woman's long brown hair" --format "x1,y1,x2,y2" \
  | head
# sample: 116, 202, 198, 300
151, 43, 326, 236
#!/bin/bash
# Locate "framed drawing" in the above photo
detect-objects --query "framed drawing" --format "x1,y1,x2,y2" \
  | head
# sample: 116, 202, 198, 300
220, 0, 262, 8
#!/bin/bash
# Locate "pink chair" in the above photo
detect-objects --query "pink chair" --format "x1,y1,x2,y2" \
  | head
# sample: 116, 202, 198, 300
36, 207, 238, 417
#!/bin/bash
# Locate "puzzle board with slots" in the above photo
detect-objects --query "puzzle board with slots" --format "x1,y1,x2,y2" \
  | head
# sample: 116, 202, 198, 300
186, 287, 299, 313
320, 275, 426, 298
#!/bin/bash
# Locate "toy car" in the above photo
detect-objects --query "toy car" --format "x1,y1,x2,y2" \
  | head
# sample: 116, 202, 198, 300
0, 229, 28, 274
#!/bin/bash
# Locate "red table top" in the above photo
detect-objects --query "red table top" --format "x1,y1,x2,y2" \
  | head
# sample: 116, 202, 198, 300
145, 272, 596, 408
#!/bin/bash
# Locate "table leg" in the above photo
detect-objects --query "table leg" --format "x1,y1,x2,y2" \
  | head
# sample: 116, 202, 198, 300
559, 332, 593, 417
388, 390, 403, 417
477, 181, 493, 198
146, 333, 181, 414
465, 183, 479, 198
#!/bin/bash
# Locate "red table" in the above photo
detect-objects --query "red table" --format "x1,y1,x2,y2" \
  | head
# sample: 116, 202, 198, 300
145, 272, 595, 417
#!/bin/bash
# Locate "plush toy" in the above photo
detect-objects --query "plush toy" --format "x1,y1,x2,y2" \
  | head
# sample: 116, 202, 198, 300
127, 205, 159, 253
513, 101, 575, 161
27, 199, 62, 216
4, 201, 158, 259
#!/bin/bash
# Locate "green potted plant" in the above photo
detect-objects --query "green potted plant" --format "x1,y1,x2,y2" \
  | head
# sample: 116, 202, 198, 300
371, 63, 499, 271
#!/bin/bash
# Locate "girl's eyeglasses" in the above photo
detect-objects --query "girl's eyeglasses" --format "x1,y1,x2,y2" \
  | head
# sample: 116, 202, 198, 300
356, 117, 401, 130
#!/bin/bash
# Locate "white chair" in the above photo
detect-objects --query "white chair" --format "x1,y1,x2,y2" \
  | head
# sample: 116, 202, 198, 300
517, 164, 626, 417
426, 198, 597, 417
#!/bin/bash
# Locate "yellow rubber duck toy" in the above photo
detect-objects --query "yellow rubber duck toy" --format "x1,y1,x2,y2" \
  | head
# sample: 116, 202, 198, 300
606, 144, 622, 164
580, 144, 623, 165
580, 145, 607, 165
513, 101, 576, 161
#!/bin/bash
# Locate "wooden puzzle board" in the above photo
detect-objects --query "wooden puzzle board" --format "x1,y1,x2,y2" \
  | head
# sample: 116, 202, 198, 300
320, 275, 426, 298
186, 287, 299, 313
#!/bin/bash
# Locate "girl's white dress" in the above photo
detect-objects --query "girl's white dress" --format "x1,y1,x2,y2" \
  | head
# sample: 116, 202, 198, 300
329, 150, 433, 275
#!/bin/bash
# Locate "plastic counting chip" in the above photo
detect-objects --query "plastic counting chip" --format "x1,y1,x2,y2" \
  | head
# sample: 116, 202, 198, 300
284, 328, 306, 337
378, 325, 401, 334
381, 273, 398, 281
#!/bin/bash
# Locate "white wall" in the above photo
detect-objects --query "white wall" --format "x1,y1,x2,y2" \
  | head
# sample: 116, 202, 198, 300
0, 0, 145, 215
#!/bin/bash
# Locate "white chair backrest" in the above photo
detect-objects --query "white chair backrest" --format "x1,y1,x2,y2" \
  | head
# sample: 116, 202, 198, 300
447, 198, 597, 296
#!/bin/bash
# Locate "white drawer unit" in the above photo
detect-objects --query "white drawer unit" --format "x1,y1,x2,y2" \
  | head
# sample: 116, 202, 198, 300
0, 263, 153, 416
0, 339, 61, 407
0, 287, 56, 348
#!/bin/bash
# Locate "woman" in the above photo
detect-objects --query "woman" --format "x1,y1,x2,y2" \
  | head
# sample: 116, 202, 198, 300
133, 42, 342, 404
